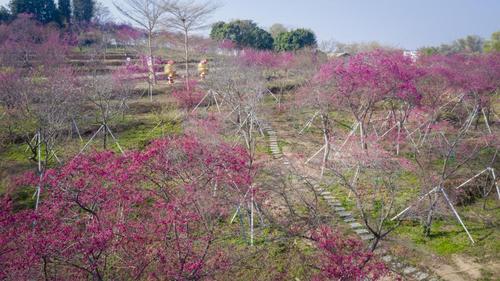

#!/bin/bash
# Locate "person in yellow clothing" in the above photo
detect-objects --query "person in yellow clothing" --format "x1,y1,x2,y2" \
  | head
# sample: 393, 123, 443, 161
164, 60, 176, 84
198, 59, 208, 80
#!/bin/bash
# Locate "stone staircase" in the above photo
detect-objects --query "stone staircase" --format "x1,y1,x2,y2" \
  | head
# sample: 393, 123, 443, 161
261, 122, 438, 281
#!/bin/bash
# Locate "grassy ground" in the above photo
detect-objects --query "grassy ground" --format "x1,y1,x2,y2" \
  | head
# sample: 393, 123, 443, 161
0, 87, 183, 194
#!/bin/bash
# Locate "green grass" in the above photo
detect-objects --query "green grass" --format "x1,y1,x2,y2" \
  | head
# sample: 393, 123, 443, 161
394, 219, 499, 259
1, 143, 33, 163
114, 118, 182, 151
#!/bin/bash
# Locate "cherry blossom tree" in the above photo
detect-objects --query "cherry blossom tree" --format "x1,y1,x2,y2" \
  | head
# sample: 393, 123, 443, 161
172, 79, 205, 108
312, 226, 387, 281
397, 53, 500, 238
298, 50, 421, 176
238, 49, 297, 108
326, 139, 414, 250
0, 134, 252, 280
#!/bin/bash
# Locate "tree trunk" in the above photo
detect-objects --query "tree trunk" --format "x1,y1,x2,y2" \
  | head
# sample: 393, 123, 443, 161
147, 30, 155, 101
103, 123, 107, 150
423, 192, 439, 236
320, 114, 331, 178
359, 122, 367, 150
370, 235, 381, 252
184, 29, 190, 91
103, 129, 107, 149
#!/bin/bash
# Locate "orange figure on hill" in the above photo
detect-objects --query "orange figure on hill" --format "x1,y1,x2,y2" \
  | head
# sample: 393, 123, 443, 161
164, 60, 176, 84
198, 59, 209, 80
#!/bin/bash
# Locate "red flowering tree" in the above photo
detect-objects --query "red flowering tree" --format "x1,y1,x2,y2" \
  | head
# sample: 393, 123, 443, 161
298, 50, 421, 176
238, 49, 296, 108
326, 138, 415, 250
312, 226, 387, 281
0, 135, 252, 280
113, 24, 143, 52
399, 53, 500, 237
172, 80, 206, 109
0, 13, 70, 68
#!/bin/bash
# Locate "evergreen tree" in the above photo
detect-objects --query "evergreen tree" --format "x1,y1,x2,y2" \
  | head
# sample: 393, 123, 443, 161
73, 0, 94, 23
483, 31, 500, 53
9, 0, 58, 24
0, 6, 12, 23
274, 28, 317, 52
210, 20, 274, 50
58, 0, 71, 25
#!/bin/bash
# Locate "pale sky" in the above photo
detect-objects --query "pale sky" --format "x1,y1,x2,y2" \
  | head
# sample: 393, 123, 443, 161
1, 0, 499, 50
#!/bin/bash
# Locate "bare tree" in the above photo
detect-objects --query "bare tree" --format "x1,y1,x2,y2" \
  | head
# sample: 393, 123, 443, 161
160, 0, 219, 90
80, 61, 136, 153
1, 67, 82, 209
93, 1, 113, 25
114, 0, 165, 100
326, 143, 406, 251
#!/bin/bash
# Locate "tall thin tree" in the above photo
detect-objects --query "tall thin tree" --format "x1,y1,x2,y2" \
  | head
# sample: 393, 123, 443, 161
160, 0, 219, 90
114, 0, 165, 100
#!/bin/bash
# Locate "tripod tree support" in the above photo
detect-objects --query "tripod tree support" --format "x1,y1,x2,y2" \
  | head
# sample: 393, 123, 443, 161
391, 185, 476, 244
77, 124, 125, 157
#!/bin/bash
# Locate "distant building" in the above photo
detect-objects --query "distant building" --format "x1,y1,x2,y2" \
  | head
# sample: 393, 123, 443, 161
403, 50, 419, 62
327, 52, 351, 58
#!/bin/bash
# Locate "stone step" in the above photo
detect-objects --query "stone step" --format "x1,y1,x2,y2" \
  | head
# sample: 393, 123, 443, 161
392, 261, 404, 269
320, 191, 331, 196
414, 272, 429, 281
337, 211, 352, 218
354, 228, 370, 235
343, 217, 355, 223
327, 201, 342, 206
403, 267, 417, 275
349, 222, 363, 229
360, 234, 374, 240
334, 207, 346, 212
382, 255, 393, 262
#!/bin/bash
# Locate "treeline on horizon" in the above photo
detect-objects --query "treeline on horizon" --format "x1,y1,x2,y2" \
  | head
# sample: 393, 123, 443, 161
2, 0, 498, 55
